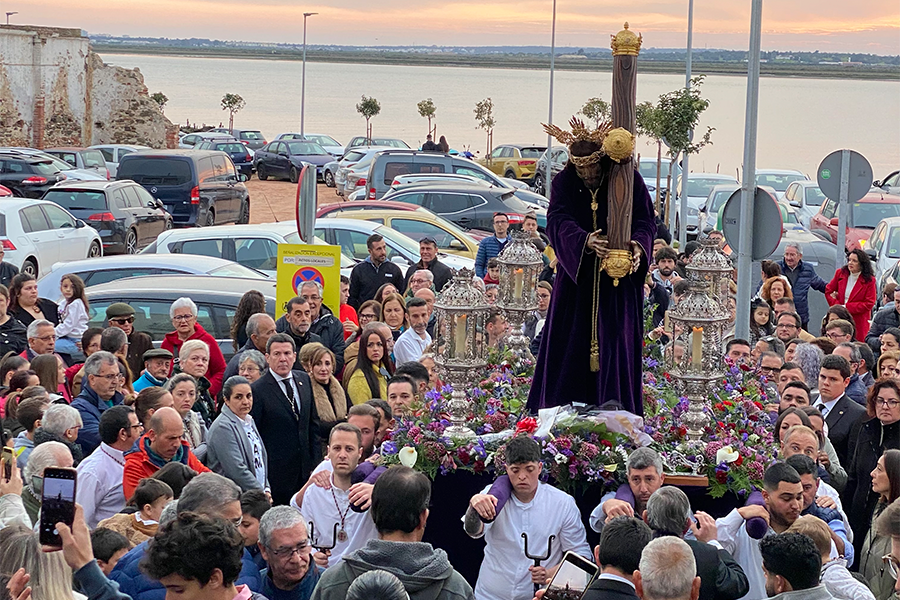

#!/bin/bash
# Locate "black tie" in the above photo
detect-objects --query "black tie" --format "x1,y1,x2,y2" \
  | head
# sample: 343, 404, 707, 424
281, 378, 300, 421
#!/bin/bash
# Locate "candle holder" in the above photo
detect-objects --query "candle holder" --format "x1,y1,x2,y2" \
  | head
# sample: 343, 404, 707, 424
434, 268, 489, 439
496, 231, 544, 361
687, 237, 735, 306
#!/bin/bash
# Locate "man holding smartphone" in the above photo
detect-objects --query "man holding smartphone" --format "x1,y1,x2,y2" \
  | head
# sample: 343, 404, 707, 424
464, 435, 591, 599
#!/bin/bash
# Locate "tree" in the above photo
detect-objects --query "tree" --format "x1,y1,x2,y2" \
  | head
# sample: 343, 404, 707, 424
150, 92, 168, 112
356, 96, 381, 143
473, 97, 496, 159
417, 98, 437, 136
579, 97, 611, 129
220, 93, 246, 133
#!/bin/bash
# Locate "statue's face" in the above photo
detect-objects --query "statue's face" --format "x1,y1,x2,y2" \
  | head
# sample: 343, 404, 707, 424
575, 161, 602, 189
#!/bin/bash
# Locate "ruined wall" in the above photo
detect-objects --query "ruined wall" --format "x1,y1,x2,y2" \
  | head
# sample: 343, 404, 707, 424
0, 25, 175, 148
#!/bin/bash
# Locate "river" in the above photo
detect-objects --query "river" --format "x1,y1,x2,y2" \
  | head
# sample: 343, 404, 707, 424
102, 53, 900, 178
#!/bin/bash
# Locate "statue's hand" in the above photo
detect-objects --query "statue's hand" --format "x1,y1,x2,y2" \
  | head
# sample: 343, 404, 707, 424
587, 231, 608, 260
629, 241, 643, 272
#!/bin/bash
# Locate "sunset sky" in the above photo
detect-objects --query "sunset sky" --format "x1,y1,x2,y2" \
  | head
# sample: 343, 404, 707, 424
14, 0, 900, 54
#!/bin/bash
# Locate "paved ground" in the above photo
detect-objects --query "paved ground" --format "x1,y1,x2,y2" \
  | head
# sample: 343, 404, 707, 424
246, 179, 342, 224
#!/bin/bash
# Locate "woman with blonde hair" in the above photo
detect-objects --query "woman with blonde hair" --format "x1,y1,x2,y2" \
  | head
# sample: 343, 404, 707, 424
760, 276, 792, 306
302, 342, 349, 434
877, 350, 900, 379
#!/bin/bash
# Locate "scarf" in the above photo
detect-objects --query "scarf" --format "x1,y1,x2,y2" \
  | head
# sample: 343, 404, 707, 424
183, 411, 204, 450
311, 376, 348, 423
143, 436, 185, 468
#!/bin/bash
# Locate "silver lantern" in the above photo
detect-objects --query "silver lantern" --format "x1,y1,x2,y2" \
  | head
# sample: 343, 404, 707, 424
433, 268, 489, 439
496, 231, 544, 361
686, 237, 735, 307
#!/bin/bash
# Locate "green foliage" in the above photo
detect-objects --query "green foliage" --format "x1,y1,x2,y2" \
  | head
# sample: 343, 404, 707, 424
653, 76, 714, 156
579, 97, 610, 128
357, 96, 381, 140
221, 93, 245, 131
473, 97, 495, 131
635, 101, 663, 140
150, 92, 168, 111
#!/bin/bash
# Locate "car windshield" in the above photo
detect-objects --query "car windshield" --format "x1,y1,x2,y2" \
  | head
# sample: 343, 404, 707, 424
639, 161, 678, 180
342, 151, 366, 163
709, 189, 737, 212
887, 228, 900, 259
82, 151, 107, 168
118, 159, 192, 185
373, 226, 421, 257
805, 186, 826, 206
287, 142, 327, 156
240, 131, 264, 140
208, 263, 267, 278
215, 143, 248, 153
41, 155, 74, 171
520, 148, 546, 158
687, 178, 734, 198
305, 135, 339, 147
851, 202, 900, 229
756, 173, 806, 192
500, 192, 532, 213
32, 161, 60, 176
43, 189, 108, 211
374, 139, 409, 149
283, 233, 356, 268
781, 207, 800, 224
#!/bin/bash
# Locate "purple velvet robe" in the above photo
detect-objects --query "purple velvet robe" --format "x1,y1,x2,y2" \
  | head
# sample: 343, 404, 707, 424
526, 166, 656, 415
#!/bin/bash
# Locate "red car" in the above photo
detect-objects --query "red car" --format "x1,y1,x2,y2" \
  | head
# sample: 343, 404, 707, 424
809, 191, 900, 251
0, 185, 12, 197
316, 200, 419, 218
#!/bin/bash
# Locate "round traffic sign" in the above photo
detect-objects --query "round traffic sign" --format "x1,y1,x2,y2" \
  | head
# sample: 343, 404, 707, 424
816, 150, 872, 203
721, 187, 783, 261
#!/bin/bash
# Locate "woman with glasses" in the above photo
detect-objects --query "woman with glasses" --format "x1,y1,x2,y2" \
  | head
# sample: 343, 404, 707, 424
826, 248, 877, 341
161, 297, 227, 398
8, 273, 58, 327
858, 448, 900, 598
847, 379, 900, 565
237, 349, 266, 384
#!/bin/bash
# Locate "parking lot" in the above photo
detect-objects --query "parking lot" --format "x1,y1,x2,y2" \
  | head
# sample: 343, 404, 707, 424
245, 179, 342, 224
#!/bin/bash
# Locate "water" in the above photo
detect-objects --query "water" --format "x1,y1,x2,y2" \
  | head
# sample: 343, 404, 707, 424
103, 53, 900, 178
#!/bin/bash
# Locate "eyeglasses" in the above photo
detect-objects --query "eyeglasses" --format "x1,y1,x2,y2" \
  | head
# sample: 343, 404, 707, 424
268, 542, 311, 560
302, 295, 321, 302
360, 313, 377, 320
172, 314, 194, 321
825, 332, 849, 340
776, 323, 798, 330
883, 554, 899, 579
110, 316, 135, 324
36, 334, 56, 342
876, 397, 900, 409
92, 373, 120, 381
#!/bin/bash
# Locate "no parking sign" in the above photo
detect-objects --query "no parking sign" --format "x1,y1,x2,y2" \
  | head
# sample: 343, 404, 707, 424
276, 244, 342, 319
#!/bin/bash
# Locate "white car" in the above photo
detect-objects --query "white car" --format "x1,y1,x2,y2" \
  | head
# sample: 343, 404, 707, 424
674, 173, 739, 239
89, 144, 151, 178
178, 132, 236, 150
755, 169, 808, 200
141, 222, 357, 279
783, 180, 827, 228
865, 216, 900, 289
0, 198, 102, 278
333, 146, 393, 196
276, 133, 344, 159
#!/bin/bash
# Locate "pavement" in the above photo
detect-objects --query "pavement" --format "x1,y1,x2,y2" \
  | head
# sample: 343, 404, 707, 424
246, 179, 343, 224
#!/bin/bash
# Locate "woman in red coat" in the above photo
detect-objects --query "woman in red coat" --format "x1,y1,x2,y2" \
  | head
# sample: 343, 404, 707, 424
825, 248, 877, 340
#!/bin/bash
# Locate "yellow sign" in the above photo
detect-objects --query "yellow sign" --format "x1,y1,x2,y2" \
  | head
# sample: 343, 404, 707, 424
276, 244, 343, 319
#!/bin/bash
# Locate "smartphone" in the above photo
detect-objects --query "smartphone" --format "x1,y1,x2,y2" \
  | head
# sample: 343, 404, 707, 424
543, 551, 600, 600
1, 447, 13, 480
38, 467, 77, 547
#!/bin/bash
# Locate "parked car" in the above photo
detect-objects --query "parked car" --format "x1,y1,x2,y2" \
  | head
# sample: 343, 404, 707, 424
873, 170, 900, 195
325, 146, 391, 191
754, 169, 808, 200
141, 222, 356, 279
37, 254, 268, 300
117, 150, 251, 227
196, 140, 253, 178
703, 184, 779, 234
783, 180, 827, 228
532, 146, 568, 197
85, 275, 277, 361
179, 132, 238, 150
316, 201, 493, 240
674, 173, 739, 240
0, 148, 107, 184
0, 198, 102, 278
382, 182, 547, 230
810, 191, 900, 251
477, 144, 547, 183
43, 147, 109, 180
41, 180, 173, 254
89, 144, 151, 178
208, 128, 268, 151
346, 136, 409, 150
390, 173, 490, 192
254, 140, 331, 183
638, 157, 683, 205
879, 261, 900, 308
0, 150, 67, 198
276, 133, 344, 158
0, 185, 11, 197
778, 202, 805, 232
863, 216, 900, 292
340, 155, 380, 199
313, 218, 475, 274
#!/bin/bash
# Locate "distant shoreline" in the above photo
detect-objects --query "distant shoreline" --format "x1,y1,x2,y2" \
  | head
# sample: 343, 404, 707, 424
94, 44, 900, 81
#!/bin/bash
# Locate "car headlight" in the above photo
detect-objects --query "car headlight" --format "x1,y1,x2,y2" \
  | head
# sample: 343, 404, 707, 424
688, 207, 699, 216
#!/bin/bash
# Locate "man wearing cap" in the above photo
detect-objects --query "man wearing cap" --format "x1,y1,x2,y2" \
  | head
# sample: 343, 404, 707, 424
106, 303, 153, 377
133, 348, 174, 392
403, 237, 453, 293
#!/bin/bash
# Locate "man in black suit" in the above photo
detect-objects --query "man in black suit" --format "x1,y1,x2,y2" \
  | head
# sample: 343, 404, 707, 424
250, 333, 320, 506
815, 354, 866, 468
582, 516, 651, 600
644, 487, 749, 600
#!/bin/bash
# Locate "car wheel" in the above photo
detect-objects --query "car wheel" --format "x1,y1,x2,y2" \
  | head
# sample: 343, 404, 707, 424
88, 241, 101, 258
125, 229, 138, 254
21, 258, 37, 278
324, 170, 335, 187
165, 218, 174, 230
533, 173, 545, 196
289, 166, 299, 184
504, 169, 517, 179
237, 200, 250, 224
257, 164, 268, 181
205, 211, 215, 227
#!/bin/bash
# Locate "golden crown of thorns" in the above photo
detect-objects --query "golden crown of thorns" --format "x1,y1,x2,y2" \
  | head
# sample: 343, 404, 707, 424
543, 117, 634, 166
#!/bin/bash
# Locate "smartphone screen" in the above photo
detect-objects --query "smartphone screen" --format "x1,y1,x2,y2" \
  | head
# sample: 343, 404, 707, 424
1, 447, 13, 480
543, 552, 600, 600
39, 467, 77, 547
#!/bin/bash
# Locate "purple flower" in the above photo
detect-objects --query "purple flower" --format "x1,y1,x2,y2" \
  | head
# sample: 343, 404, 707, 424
382, 442, 398, 455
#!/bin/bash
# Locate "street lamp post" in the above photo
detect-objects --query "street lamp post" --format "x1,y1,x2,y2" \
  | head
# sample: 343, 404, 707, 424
544, 0, 557, 198
300, 11, 318, 138
678, 0, 694, 248
5, 12, 17, 25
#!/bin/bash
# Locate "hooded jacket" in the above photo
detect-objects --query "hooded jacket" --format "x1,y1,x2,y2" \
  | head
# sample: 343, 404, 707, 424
310, 538, 473, 600
161, 322, 227, 397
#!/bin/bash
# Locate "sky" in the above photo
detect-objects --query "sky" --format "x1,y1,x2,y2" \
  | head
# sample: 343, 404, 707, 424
13, 0, 900, 55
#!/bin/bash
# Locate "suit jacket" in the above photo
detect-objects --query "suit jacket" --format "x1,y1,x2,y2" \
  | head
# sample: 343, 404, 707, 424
251, 370, 320, 505
685, 538, 749, 600
583, 577, 639, 600
206, 404, 269, 493
823, 394, 866, 468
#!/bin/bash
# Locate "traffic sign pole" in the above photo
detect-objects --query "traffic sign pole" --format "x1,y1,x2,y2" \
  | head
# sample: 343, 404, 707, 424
835, 150, 850, 266
816, 149, 873, 266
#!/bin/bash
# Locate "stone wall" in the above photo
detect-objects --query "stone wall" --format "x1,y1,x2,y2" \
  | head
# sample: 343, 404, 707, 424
0, 24, 175, 148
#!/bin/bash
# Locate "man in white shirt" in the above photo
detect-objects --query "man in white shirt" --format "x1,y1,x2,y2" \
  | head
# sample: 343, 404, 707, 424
392, 297, 431, 365
76, 405, 142, 529
464, 435, 591, 599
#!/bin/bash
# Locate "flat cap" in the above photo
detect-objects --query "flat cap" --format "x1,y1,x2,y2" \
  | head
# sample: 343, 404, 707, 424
106, 303, 135, 318
143, 348, 173, 362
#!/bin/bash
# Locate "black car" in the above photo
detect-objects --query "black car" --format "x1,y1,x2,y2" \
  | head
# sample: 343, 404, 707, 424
0, 151, 66, 198
117, 150, 250, 227
381, 182, 543, 230
254, 140, 332, 183
42, 180, 173, 254
196, 140, 253, 178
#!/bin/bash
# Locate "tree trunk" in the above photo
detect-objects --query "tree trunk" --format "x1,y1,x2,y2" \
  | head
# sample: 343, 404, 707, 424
228, 112, 234, 133
656, 140, 662, 215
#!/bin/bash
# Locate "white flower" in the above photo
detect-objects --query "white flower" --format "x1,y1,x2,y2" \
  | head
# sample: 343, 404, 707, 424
716, 445, 740, 464
399, 446, 419, 468
555, 453, 568, 465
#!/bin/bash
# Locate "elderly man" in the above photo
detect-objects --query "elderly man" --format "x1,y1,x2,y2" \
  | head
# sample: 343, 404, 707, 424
20, 441, 73, 525
634, 537, 701, 600
71, 327, 130, 397
644, 487, 749, 600
122, 406, 209, 499
404, 237, 452, 293
258, 506, 322, 600
224, 312, 277, 380
34, 403, 83, 463
393, 297, 431, 365
105, 302, 154, 377
161, 297, 227, 397
275, 297, 322, 371
132, 348, 174, 392
22, 319, 56, 360
832, 342, 867, 404
405, 269, 435, 297
71, 351, 125, 456
348, 233, 404, 309
299, 281, 345, 373
76, 405, 142, 529
867, 287, 900, 351
779, 243, 827, 331
590, 447, 666, 532
251, 333, 320, 506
